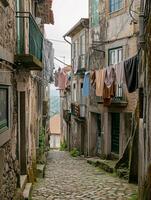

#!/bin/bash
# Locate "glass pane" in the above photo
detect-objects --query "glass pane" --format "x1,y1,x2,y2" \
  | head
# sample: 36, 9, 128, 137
118, 49, 123, 62
0, 88, 8, 130
110, 0, 123, 12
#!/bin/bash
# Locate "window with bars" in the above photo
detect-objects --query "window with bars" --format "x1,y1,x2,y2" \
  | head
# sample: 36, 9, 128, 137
0, 86, 9, 133
110, 0, 123, 13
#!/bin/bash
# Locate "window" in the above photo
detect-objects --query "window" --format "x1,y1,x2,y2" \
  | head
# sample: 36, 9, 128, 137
110, 0, 123, 13
80, 35, 85, 55
109, 47, 123, 97
0, 86, 9, 133
109, 47, 123, 65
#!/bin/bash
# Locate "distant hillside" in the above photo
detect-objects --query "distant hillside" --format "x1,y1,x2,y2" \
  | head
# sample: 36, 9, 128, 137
48, 86, 60, 118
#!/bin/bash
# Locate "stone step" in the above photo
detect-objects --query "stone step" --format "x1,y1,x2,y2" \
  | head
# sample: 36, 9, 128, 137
87, 157, 129, 180
87, 158, 117, 173
23, 183, 32, 200
20, 175, 28, 191
37, 164, 45, 178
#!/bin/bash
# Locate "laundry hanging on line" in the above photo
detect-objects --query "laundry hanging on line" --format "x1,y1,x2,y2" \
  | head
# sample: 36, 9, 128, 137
82, 72, 90, 97
95, 69, 105, 97
103, 66, 116, 105
58, 69, 68, 90
82, 54, 139, 99
124, 54, 138, 93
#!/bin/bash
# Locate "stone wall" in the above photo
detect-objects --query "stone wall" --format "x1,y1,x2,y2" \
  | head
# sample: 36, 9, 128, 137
36, 0, 54, 24
0, 0, 16, 55
0, 56, 19, 200
0, 142, 19, 200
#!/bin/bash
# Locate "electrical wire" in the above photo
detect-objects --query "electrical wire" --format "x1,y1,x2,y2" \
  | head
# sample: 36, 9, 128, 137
129, 0, 138, 23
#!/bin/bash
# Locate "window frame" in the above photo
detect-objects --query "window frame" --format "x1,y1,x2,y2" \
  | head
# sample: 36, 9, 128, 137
0, 84, 11, 147
109, 0, 124, 13
108, 47, 123, 65
0, 85, 9, 134
108, 47, 123, 97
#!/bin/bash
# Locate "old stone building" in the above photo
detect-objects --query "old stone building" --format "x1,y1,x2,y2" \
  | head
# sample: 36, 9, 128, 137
88, 0, 140, 159
63, 19, 89, 154
0, 0, 54, 199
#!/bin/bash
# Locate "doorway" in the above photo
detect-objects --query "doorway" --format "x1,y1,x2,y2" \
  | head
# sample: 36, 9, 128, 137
96, 114, 101, 155
111, 113, 120, 154
18, 91, 27, 175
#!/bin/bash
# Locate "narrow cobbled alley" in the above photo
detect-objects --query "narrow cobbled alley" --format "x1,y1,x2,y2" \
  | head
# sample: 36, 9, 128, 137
32, 151, 137, 200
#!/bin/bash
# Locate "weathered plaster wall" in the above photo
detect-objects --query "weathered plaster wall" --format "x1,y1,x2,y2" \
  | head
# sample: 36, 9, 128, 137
0, 1, 19, 198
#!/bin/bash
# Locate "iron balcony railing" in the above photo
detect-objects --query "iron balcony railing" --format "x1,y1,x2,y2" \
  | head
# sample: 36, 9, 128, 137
90, 85, 127, 105
16, 12, 43, 62
71, 103, 86, 118
112, 85, 127, 102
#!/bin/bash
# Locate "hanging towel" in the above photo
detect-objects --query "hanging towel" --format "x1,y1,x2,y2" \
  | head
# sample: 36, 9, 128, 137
113, 61, 125, 85
124, 55, 138, 93
58, 70, 67, 90
103, 67, 116, 105
82, 72, 90, 96
104, 66, 116, 88
95, 69, 105, 97
103, 83, 116, 105
90, 70, 96, 88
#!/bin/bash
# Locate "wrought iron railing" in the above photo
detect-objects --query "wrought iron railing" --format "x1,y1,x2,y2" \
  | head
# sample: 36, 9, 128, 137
112, 85, 127, 102
16, 12, 43, 61
71, 103, 86, 118
63, 110, 71, 122
90, 85, 127, 105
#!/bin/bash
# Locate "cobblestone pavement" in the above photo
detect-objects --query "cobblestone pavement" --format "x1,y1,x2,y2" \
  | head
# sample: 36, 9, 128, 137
31, 151, 137, 200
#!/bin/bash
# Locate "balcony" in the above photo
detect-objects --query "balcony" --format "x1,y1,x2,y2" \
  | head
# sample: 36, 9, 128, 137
111, 85, 128, 107
63, 110, 71, 122
15, 12, 43, 70
90, 85, 127, 107
71, 103, 86, 120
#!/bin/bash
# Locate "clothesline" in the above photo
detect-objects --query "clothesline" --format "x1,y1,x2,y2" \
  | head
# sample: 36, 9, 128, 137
82, 54, 139, 106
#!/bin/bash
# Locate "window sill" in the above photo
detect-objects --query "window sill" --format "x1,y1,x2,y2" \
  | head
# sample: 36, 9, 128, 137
108, 7, 126, 18
0, 129, 11, 147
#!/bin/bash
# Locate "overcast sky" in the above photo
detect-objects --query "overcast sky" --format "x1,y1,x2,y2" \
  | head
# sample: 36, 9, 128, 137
45, 0, 88, 69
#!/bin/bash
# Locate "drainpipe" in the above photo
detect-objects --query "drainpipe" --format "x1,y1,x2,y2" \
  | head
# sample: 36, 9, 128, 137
139, 0, 145, 48
63, 35, 71, 45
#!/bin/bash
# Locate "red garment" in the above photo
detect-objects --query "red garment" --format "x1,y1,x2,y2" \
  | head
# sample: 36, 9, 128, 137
58, 70, 67, 90
103, 67, 116, 106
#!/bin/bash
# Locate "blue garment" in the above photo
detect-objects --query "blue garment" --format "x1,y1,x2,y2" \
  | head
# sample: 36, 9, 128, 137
82, 72, 90, 96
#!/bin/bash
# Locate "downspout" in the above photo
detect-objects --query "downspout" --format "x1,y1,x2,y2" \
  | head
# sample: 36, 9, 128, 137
139, 0, 145, 48
63, 35, 71, 45
63, 35, 72, 66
